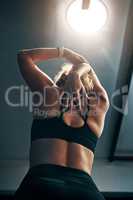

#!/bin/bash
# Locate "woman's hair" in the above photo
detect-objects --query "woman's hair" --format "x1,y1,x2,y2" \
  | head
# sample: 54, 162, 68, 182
54, 63, 94, 92
80, 72, 94, 93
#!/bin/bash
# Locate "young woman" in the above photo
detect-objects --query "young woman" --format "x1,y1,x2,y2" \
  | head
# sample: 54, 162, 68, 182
14, 47, 109, 200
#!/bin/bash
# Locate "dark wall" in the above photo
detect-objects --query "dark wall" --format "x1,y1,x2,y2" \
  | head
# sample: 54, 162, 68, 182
0, 0, 131, 160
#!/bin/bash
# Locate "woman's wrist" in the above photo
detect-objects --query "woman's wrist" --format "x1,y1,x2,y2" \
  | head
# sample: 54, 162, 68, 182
63, 48, 88, 65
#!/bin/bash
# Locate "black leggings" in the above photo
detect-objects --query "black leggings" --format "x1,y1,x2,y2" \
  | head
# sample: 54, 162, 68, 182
14, 164, 105, 200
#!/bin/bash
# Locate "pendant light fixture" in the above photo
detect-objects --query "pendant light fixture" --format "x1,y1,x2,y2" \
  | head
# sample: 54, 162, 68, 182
66, 0, 108, 33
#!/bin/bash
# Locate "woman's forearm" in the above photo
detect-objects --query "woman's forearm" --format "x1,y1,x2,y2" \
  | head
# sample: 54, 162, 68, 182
18, 47, 88, 65
63, 48, 88, 65
18, 48, 59, 63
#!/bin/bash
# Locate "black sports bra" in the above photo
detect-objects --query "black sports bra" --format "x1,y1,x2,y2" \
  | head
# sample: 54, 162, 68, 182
31, 104, 98, 153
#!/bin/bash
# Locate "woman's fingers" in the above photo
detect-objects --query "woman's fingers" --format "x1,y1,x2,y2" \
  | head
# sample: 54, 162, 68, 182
60, 91, 70, 111
68, 90, 82, 114
77, 90, 82, 112
60, 84, 90, 116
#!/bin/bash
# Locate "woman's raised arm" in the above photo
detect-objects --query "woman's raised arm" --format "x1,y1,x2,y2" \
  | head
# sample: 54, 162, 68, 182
17, 48, 60, 92
18, 48, 60, 63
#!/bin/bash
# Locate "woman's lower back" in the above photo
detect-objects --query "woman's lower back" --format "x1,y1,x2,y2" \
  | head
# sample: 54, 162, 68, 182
29, 138, 94, 175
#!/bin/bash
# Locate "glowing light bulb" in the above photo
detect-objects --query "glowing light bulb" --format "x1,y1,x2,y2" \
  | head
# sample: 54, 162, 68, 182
66, 0, 108, 33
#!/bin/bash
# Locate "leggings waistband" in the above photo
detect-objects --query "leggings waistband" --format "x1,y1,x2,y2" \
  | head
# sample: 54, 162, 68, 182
27, 164, 94, 185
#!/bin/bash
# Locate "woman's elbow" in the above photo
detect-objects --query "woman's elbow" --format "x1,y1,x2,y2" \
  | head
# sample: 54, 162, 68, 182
17, 50, 28, 59
17, 51, 30, 65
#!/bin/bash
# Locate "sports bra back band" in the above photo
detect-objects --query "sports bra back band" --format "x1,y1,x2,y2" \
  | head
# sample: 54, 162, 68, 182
31, 107, 98, 153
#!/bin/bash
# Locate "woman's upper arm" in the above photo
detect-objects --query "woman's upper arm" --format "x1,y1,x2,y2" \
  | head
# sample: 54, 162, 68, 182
17, 53, 55, 92
86, 91, 110, 137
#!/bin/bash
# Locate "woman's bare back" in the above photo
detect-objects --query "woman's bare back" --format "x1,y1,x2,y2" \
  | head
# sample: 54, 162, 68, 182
30, 86, 94, 175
